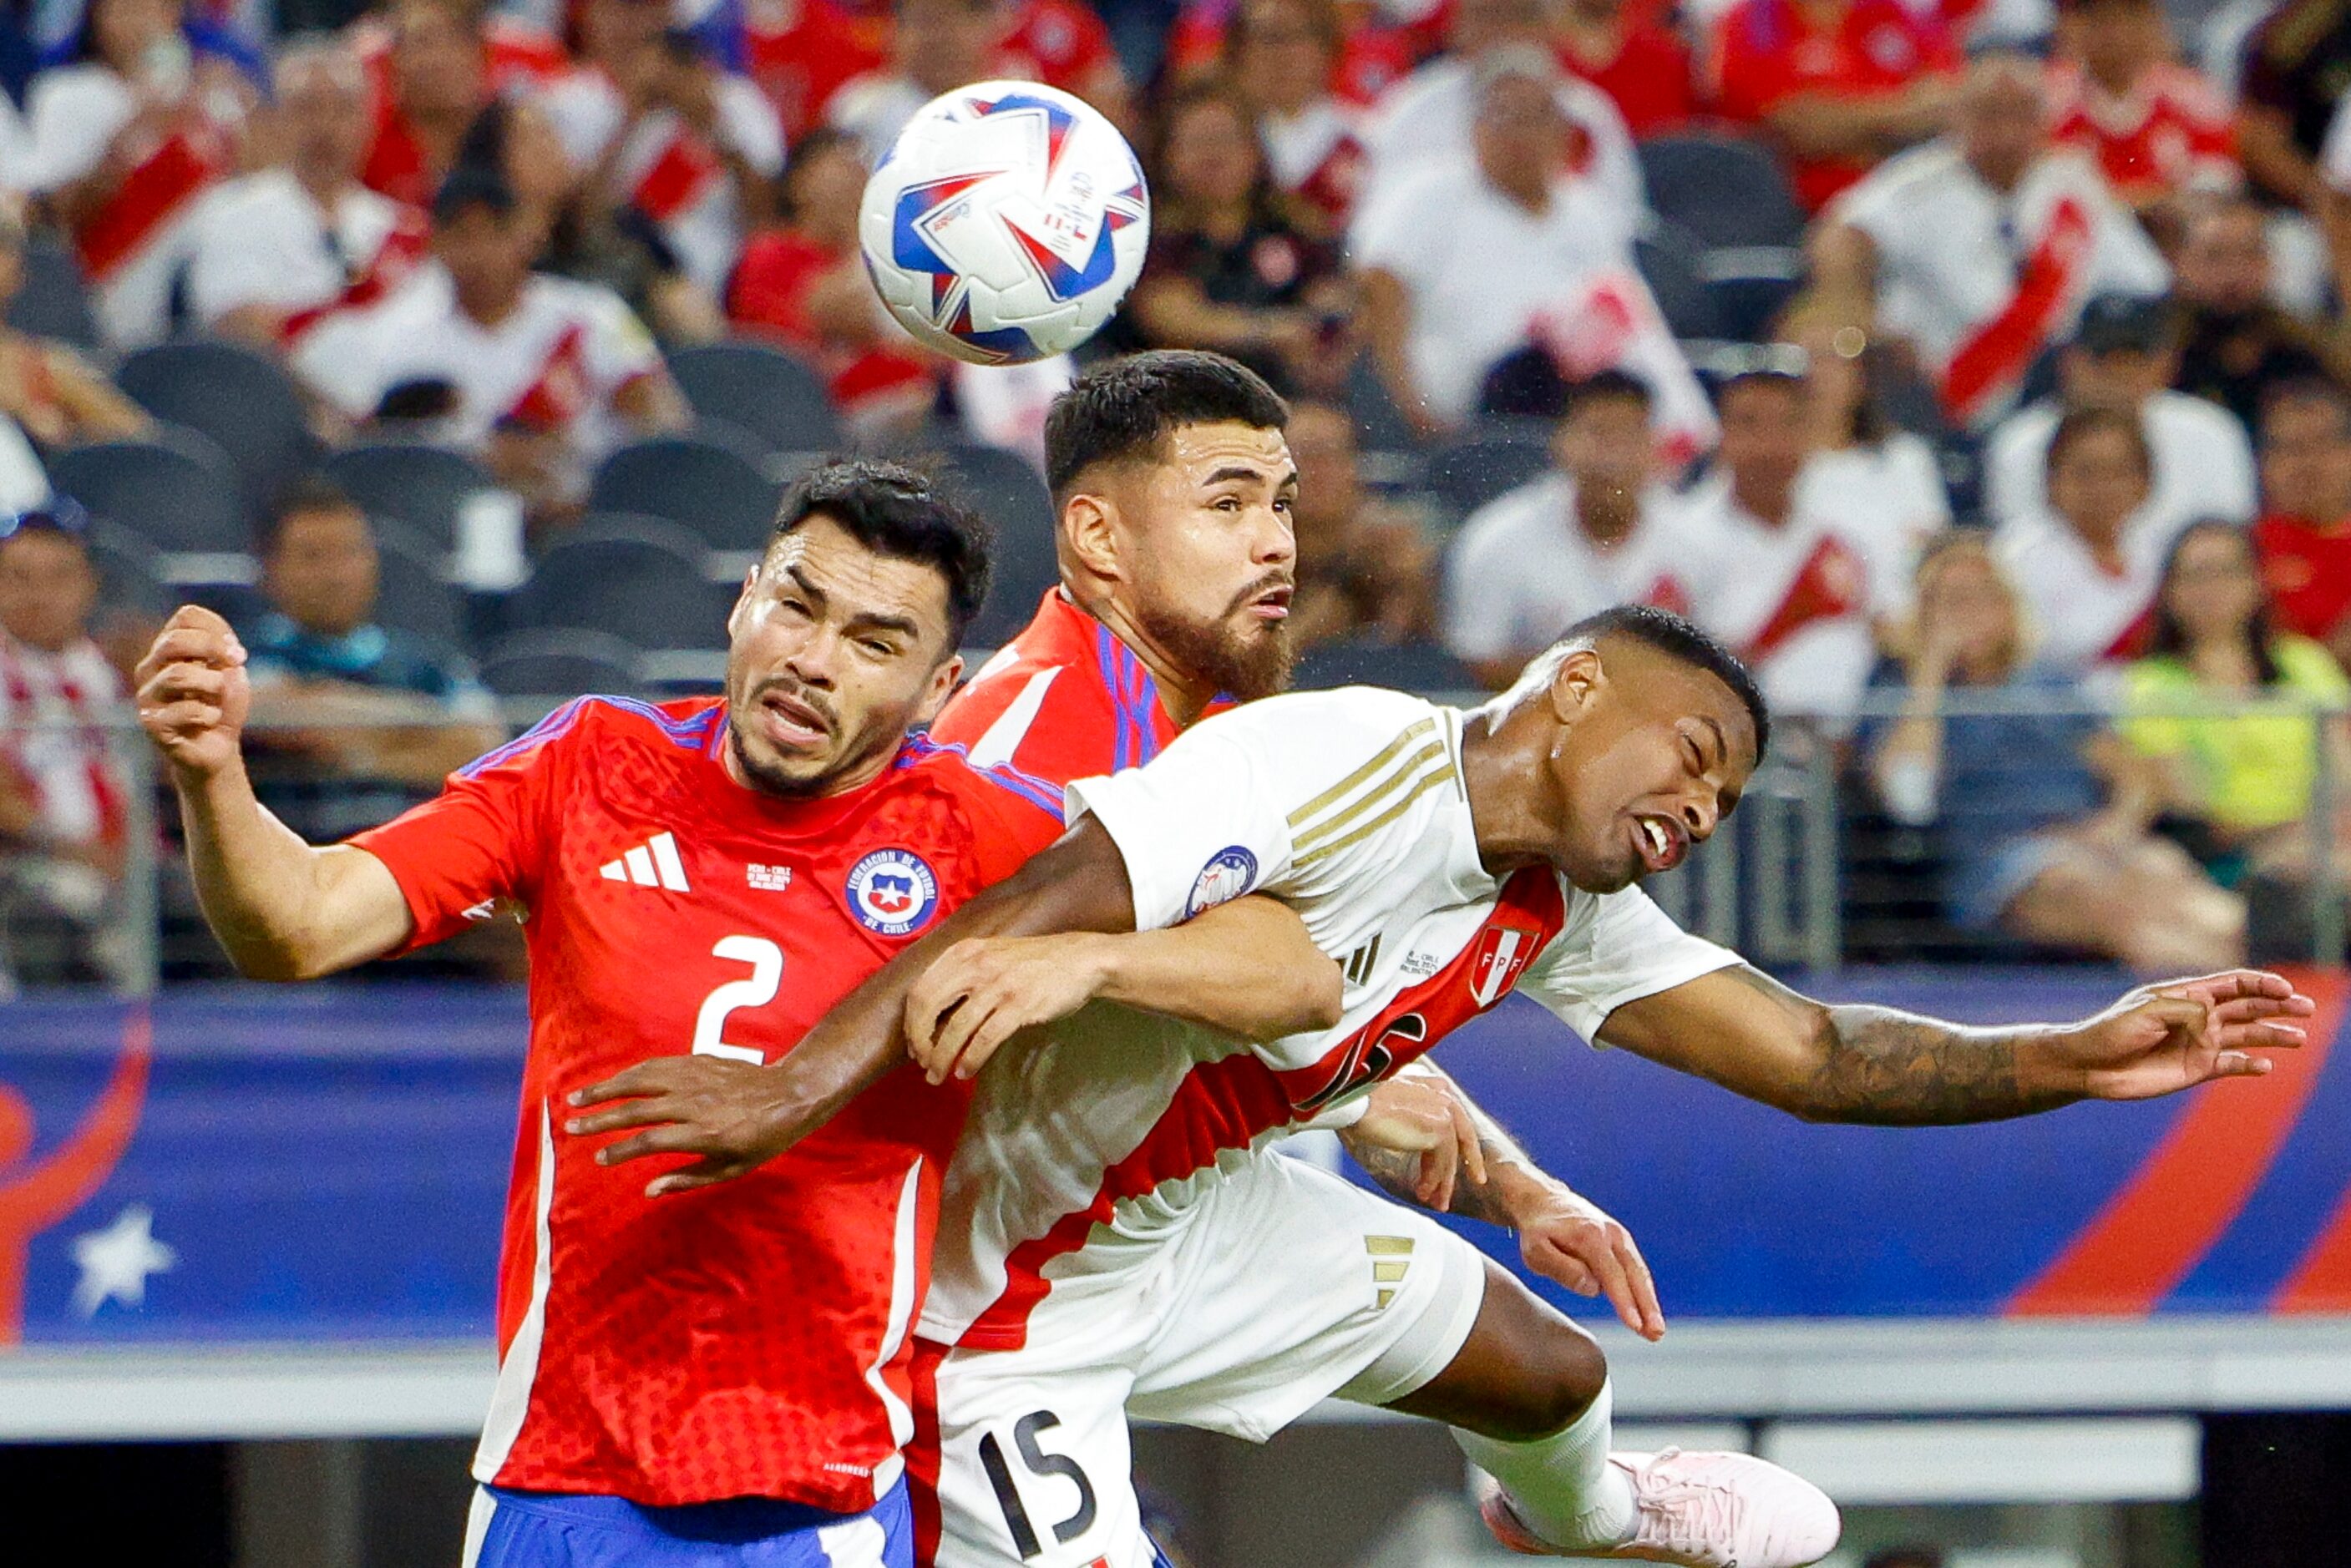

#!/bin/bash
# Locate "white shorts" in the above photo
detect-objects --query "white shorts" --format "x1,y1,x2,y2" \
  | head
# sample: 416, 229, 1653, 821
913, 1152, 1489, 1568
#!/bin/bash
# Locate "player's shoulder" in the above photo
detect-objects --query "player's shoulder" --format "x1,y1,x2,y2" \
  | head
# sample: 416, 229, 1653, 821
463, 693, 722, 776
1191, 685, 1451, 764
890, 732, 1069, 827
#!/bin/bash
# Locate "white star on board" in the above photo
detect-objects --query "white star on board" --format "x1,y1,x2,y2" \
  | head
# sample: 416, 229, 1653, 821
70, 1204, 176, 1318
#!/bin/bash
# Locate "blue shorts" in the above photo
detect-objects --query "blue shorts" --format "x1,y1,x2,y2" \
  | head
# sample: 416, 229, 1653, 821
467, 1481, 914, 1568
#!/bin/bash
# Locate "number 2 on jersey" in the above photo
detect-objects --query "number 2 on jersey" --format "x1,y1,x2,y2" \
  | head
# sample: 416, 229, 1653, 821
692, 935, 783, 1063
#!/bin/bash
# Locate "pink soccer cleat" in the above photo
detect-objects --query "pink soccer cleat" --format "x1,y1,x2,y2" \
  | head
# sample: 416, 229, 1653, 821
1475, 1449, 1841, 1567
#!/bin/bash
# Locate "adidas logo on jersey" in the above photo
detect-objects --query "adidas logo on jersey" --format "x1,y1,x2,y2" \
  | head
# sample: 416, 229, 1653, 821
600, 832, 691, 893
1343, 934, 1383, 987
1367, 1235, 1414, 1310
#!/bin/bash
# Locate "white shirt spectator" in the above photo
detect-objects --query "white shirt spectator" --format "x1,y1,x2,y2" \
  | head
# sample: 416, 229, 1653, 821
1443, 473, 1695, 666
15, 62, 240, 347
1984, 390, 2257, 530
292, 262, 665, 478
1350, 162, 1708, 434
0, 630, 126, 852
1356, 58, 1643, 227
1829, 143, 2168, 427
1258, 98, 1367, 221
1796, 433, 1952, 616
535, 68, 786, 296
1679, 470, 1912, 717
182, 167, 430, 341
1993, 503, 2192, 671
828, 73, 938, 164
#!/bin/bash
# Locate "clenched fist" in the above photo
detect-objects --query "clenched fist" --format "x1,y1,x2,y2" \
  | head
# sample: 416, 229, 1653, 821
135, 605, 251, 779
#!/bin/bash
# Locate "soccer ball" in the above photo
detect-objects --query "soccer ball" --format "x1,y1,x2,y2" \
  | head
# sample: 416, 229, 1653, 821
859, 81, 1150, 365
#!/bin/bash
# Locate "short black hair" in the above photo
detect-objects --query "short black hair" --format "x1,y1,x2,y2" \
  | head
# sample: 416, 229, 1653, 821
773, 458, 992, 646
1562, 369, 1653, 419
256, 476, 368, 556
1558, 603, 1771, 763
433, 161, 517, 225
1042, 351, 1289, 498
2261, 375, 2351, 443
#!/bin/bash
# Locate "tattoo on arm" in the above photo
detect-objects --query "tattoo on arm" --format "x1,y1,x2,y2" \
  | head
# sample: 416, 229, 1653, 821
1718, 966, 2071, 1125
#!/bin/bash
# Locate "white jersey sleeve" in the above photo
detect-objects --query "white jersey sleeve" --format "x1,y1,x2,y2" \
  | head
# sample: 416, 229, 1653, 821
1516, 883, 1740, 1042
1064, 687, 1451, 933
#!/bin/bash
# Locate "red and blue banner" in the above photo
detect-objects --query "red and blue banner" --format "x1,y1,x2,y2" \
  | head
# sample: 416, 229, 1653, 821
0, 968, 2346, 1346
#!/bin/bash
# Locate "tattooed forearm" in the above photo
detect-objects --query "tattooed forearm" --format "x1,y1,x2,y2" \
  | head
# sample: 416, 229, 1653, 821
1809, 1004, 2076, 1125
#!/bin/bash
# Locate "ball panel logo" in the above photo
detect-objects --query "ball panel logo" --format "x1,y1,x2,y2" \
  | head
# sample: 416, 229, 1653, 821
846, 848, 940, 937
1185, 845, 1259, 918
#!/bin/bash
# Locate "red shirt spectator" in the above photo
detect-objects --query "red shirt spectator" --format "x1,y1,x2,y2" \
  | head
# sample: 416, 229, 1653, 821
729, 129, 937, 428
1003, 0, 1122, 99
357, 0, 554, 209
744, 0, 887, 139
1707, 0, 1962, 210
1228, 0, 1373, 229
2252, 380, 2351, 664
1554, 0, 1692, 138
2046, 0, 2236, 210
1169, 0, 1416, 105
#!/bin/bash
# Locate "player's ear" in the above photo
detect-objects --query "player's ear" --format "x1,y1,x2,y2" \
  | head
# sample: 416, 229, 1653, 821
1061, 492, 1121, 583
915, 652, 964, 728
1546, 649, 1604, 725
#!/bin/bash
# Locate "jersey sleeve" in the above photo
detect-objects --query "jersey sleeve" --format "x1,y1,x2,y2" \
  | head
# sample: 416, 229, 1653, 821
1517, 884, 1741, 1043
346, 699, 577, 949
950, 760, 1072, 881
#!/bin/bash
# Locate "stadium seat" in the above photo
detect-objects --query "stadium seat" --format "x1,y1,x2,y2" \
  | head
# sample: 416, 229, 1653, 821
666, 340, 844, 456
8, 234, 98, 350
322, 443, 497, 555
1637, 134, 1808, 251
369, 518, 462, 645
115, 338, 317, 515
931, 442, 1057, 647
1345, 353, 1426, 457
1294, 636, 1479, 696
84, 518, 170, 617
480, 627, 648, 701
1635, 228, 1722, 341
49, 425, 248, 570
1425, 421, 1553, 519
589, 427, 783, 553
505, 513, 727, 651
1700, 247, 1806, 345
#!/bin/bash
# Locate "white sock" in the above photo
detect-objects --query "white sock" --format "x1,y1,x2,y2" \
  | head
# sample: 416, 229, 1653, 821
1454, 1377, 1636, 1550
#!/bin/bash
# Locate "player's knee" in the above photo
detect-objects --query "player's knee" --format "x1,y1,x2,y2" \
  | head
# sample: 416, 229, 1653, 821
1483, 1313, 1609, 1442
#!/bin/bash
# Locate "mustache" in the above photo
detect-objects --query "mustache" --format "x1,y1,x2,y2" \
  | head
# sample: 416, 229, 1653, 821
742, 675, 838, 731
1224, 571, 1295, 619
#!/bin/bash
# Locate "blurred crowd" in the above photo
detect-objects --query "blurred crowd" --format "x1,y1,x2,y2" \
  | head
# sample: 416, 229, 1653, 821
9, 0, 2351, 980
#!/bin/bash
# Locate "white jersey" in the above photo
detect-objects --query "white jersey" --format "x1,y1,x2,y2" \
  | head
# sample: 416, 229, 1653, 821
1443, 473, 1696, 665
0, 632, 127, 849
1983, 390, 2257, 530
1677, 466, 1912, 719
291, 263, 663, 486
181, 169, 429, 339
920, 687, 1738, 1348
15, 63, 238, 347
1993, 504, 2191, 671
535, 68, 785, 296
1796, 433, 1952, 618
1828, 142, 2167, 427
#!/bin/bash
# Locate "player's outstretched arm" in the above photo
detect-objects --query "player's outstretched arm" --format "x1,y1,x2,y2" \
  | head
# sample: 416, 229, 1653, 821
1344, 1063, 1668, 1340
1597, 964, 2315, 1125
574, 817, 1210, 1194
135, 606, 413, 981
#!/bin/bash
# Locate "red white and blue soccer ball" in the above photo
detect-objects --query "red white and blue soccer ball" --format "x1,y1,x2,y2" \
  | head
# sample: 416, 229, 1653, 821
859, 81, 1150, 365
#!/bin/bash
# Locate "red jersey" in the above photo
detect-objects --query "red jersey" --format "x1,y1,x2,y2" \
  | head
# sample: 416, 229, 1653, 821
351, 695, 1045, 1509
2255, 513, 2351, 645
929, 589, 1198, 793
1561, 21, 1695, 138
2046, 60, 2237, 207
1003, 0, 1122, 94
1707, 0, 1961, 210
745, 0, 887, 140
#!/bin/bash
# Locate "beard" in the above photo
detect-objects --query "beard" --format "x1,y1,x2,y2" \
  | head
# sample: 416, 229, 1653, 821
1133, 574, 1296, 702
725, 675, 889, 799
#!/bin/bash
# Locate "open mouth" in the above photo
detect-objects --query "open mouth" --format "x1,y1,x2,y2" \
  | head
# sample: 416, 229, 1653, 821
1245, 583, 1293, 622
1632, 813, 1688, 875
758, 689, 831, 749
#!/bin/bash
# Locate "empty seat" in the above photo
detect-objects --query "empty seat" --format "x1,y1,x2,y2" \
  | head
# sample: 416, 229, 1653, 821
1700, 247, 1806, 345
589, 427, 783, 553
370, 519, 461, 645
1426, 422, 1553, 519
667, 340, 844, 455
506, 514, 727, 651
1635, 229, 1720, 341
84, 518, 170, 616
116, 338, 317, 514
1294, 636, 1479, 695
1637, 134, 1807, 251
1345, 353, 1426, 456
322, 443, 499, 554
49, 425, 248, 566
8, 235, 97, 350
931, 443, 1057, 647
480, 627, 647, 701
